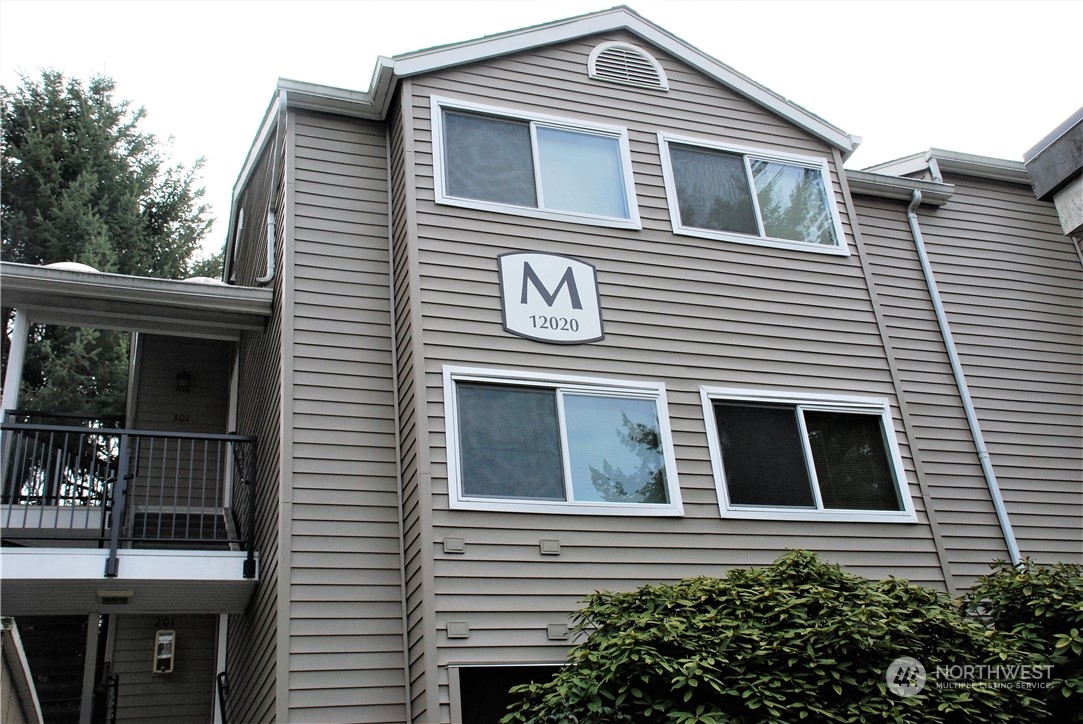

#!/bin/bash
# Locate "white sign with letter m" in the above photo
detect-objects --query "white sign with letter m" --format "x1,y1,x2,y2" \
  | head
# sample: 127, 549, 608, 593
498, 252, 604, 344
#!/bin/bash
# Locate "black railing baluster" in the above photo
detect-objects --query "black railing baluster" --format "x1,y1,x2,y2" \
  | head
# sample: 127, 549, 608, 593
216, 671, 229, 724
105, 434, 130, 578
107, 673, 119, 724
2, 419, 256, 567
244, 439, 256, 578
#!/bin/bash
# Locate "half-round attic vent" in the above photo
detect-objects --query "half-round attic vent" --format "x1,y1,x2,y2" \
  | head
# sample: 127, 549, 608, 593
588, 41, 668, 91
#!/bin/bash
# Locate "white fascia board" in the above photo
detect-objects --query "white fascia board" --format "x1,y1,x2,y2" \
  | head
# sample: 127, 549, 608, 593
0, 548, 250, 581
0, 262, 272, 338
926, 149, 1030, 184
390, 7, 854, 152
863, 151, 932, 177
368, 57, 398, 116
278, 77, 383, 119
0, 262, 272, 316
866, 149, 1029, 184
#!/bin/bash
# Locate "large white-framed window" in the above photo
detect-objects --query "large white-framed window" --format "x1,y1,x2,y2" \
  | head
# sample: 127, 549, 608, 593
700, 387, 915, 522
431, 96, 641, 229
444, 366, 682, 516
658, 133, 848, 255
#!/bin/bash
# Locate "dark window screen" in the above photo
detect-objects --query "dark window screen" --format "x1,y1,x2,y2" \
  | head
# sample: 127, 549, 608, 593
669, 144, 758, 235
714, 402, 814, 507
804, 410, 900, 511
457, 384, 565, 500
444, 111, 536, 207
459, 665, 560, 723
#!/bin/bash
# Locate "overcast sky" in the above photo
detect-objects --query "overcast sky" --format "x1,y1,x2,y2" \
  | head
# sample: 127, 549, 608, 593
2, 0, 1079, 255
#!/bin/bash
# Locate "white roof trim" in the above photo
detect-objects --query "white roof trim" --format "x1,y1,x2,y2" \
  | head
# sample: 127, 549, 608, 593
844, 169, 954, 206
227, 6, 856, 266
865, 148, 1029, 184
0, 262, 272, 338
389, 6, 852, 151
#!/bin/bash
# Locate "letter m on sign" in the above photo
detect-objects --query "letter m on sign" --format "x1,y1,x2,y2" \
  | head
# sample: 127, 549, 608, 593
498, 252, 604, 344
521, 263, 583, 309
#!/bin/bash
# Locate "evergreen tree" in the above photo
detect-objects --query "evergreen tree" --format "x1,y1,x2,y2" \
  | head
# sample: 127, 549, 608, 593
1, 71, 220, 415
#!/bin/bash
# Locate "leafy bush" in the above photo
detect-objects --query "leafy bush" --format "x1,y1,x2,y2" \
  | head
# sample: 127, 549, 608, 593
961, 559, 1083, 721
502, 550, 1046, 723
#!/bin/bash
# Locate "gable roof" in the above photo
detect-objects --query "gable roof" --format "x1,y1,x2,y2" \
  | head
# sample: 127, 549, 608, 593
242, 6, 856, 170
228, 6, 858, 272
378, 5, 855, 152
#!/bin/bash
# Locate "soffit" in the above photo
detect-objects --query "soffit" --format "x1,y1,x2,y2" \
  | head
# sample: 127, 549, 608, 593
0, 262, 272, 340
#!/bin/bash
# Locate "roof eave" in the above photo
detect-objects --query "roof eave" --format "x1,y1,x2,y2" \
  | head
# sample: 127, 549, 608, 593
866, 149, 1029, 185
0, 262, 273, 339
845, 169, 954, 206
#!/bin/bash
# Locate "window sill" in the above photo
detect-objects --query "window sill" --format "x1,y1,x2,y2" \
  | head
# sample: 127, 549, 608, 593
720, 506, 917, 523
450, 497, 684, 517
435, 195, 643, 231
672, 225, 850, 256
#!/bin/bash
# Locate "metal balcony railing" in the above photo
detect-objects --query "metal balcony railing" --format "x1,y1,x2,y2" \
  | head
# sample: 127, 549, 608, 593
1, 412, 257, 578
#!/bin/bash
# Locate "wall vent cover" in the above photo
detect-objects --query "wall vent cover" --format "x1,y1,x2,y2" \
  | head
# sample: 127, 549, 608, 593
588, 41, 668, 91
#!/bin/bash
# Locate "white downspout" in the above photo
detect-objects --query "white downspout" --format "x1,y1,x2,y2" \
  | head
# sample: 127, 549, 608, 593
906, 190, 1023, 565
257, 207, 276, 287
256, 89, 288, 287
1, 309, 30, 416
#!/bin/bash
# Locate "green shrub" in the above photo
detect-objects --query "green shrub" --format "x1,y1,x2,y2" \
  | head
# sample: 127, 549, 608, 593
961, 558, 1083, 721
502, 550, 1046, 723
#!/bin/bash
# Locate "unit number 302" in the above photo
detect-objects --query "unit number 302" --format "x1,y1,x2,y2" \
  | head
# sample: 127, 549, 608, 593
529, 315, 580, 332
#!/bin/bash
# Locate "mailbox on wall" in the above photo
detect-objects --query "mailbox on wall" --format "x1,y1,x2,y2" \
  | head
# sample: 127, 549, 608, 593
153, 630, 175, 674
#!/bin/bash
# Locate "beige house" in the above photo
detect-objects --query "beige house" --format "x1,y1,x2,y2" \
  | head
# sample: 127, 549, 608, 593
2, 7, 1080, 723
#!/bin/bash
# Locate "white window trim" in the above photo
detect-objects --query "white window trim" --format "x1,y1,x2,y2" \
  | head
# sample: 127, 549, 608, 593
431, 95, 642, 230
699, 386, 916, 522
658, 132, 849, 256
444, 365, 683, 516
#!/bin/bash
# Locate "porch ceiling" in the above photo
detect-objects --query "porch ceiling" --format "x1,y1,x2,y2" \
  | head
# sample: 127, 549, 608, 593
0, 262, 272, 340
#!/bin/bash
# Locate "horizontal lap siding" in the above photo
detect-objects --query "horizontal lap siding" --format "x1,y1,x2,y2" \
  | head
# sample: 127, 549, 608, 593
853, 194, 1013, 587
403, 33, 944, 720
913, 176, 1083, 566
112, 615, 217, 722
288, 111, 406, 723
388, 93, 433, 722
230, 142, 281, 724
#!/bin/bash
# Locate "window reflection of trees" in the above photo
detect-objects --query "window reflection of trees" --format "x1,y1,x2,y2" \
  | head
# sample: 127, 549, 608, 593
3, 418, 120, 506
588, 413, 668, 504
751, 160, 838, 246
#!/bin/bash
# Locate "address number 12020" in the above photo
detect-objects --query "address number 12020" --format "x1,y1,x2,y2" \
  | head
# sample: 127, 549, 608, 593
529, 315, 580, 332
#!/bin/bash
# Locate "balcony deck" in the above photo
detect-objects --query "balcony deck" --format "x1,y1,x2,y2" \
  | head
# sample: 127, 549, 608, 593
0, 415, 258, 615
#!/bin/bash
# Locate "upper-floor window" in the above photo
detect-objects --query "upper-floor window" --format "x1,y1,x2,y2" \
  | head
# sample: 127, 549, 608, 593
444, 366, 682, 516
701, 387, 915, 522
659, 134, 847, 255
431, 96, 641, 229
